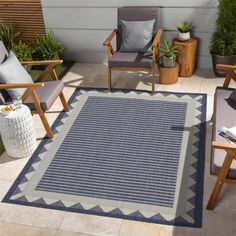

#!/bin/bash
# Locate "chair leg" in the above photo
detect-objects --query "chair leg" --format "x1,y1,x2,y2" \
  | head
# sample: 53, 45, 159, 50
39, 111, 54, 139
51, 67, 69, 112
108, 67, 112, 91
31, 90, 54, 138
206, 154, 234, 210
152, 65, 156, 93
223, 73, 232, 88
59, 92, 69, 112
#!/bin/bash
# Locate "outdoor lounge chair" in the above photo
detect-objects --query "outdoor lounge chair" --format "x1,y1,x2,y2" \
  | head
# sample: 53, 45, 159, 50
0, 43, 69, 138
207, 64, 236, 210
103, 7, 163, 92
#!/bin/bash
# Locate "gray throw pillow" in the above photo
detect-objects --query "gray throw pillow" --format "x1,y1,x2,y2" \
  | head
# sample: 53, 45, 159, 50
120, 19, 155, 53
229, 89, 236, 103
0, 52, 33, 99
0, 41, 9, 64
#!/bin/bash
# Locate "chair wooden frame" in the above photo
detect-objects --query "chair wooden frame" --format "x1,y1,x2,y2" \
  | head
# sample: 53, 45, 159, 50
103, 29, 163, 93
207, 64, 236, 210
0, 60, 69, 138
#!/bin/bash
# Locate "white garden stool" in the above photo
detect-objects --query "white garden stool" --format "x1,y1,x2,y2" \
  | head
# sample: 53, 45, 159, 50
0, 105, 36, 158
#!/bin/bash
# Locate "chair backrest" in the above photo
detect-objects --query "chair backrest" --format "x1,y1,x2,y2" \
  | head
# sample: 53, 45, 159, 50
0, 41, 11, 104
117, 6, 160, 50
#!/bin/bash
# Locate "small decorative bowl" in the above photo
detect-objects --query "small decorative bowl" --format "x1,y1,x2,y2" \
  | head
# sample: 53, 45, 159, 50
0, 105, 15, 117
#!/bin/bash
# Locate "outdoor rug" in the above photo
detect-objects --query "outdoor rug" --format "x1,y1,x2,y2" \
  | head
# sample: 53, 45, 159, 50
3, 88, 207, 227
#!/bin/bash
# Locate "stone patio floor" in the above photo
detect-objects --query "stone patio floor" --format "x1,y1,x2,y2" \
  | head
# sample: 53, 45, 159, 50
0, 63, 236, 236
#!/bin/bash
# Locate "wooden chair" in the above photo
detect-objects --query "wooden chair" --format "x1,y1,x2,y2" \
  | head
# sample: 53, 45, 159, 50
207, 64, 236, 210
0, 60, 69, 138
103, 7, 163, 93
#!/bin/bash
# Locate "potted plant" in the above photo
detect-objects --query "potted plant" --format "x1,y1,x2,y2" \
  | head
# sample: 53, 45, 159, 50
0, 20, 20, 52
159, 39, 179, 68
12, 41, 34, 72
159, 39, 180, 84
33, 32, 64, 60
210, 0, 236, 77
177, 22, 192, 41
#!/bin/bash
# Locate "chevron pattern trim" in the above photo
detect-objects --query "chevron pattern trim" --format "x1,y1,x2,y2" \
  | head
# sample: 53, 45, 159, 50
2, 88, 207, 228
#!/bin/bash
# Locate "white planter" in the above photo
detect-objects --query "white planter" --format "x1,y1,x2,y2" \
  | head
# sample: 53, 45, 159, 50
178, 32, 190, 41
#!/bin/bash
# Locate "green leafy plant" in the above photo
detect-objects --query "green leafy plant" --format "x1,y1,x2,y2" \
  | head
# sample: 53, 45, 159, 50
0, 20, 20, 51
12, 41, 33, 61
177, 22, 192, 33
34, 32, 64, 60
210, 0, 236, 56
160, 39, 179, 59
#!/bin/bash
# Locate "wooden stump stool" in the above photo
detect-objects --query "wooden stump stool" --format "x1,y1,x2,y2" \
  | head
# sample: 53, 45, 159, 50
172, 38, 197, 77
159, 64, 179, 85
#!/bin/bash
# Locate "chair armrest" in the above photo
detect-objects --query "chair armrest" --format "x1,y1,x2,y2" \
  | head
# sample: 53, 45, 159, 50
21, 60, 63, 66
216, 64, 236, 71
152, 29, 163, 48
212, 141, 236, 151
103, 29, 117, 46
0, 82, 44, 89
216, 64, 236, 88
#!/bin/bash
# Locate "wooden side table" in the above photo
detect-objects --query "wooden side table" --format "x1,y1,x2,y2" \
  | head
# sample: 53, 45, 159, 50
172, 38, 197, 77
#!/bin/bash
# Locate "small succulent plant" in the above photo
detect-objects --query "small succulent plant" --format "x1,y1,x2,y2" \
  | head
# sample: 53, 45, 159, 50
177, 22, 192, 33
160, 39, 179, 59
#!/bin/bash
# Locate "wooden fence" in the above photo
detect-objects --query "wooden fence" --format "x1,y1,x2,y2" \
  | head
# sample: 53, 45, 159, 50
0, 0, 46, 45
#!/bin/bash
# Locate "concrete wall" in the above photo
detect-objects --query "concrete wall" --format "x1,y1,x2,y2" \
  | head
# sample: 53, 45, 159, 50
41, 0, 218, 68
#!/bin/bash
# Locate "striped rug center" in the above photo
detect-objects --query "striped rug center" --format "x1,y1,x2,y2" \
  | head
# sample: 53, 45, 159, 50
36, 96, 187, 207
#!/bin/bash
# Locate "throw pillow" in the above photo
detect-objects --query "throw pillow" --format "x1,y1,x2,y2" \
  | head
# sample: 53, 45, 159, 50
0, 41, 9, 64
229, 89, 236, 104
0, 52, 33, 99
120, 19, 155, 53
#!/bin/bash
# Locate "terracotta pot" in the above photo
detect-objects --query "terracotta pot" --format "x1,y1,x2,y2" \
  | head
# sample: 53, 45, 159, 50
159, 64, 179, 85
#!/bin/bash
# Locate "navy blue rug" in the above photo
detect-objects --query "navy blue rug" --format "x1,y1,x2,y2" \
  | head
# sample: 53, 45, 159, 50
3, 88, 207, 227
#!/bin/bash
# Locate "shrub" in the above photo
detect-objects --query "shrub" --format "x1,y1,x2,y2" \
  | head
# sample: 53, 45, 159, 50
12, 41, 33, 61
0, 20, 20, 51
34, 32, 64, 60
210, 0, 236, 56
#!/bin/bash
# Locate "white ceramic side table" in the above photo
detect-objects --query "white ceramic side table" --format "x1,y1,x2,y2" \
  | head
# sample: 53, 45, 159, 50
0, 105, 36, 158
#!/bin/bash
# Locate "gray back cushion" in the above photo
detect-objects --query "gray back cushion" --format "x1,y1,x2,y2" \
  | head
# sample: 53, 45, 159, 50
0, 41, 10, 104
0, 41, 9, 64
0, 89, 10, 105
120, 19, 155, 53
0, 52, 33, 99
117, 7, 160, 50
229, 89, 236, 104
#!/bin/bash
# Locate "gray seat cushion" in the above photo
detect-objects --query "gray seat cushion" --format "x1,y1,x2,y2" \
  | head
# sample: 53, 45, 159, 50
24, 80, 64, 112
212, 87, 236, 178
109, 52, 153, 68
117, 7, 160, 51
229, 89, 236, 104
0, 52, 33, 99
120, 19, 155, 53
